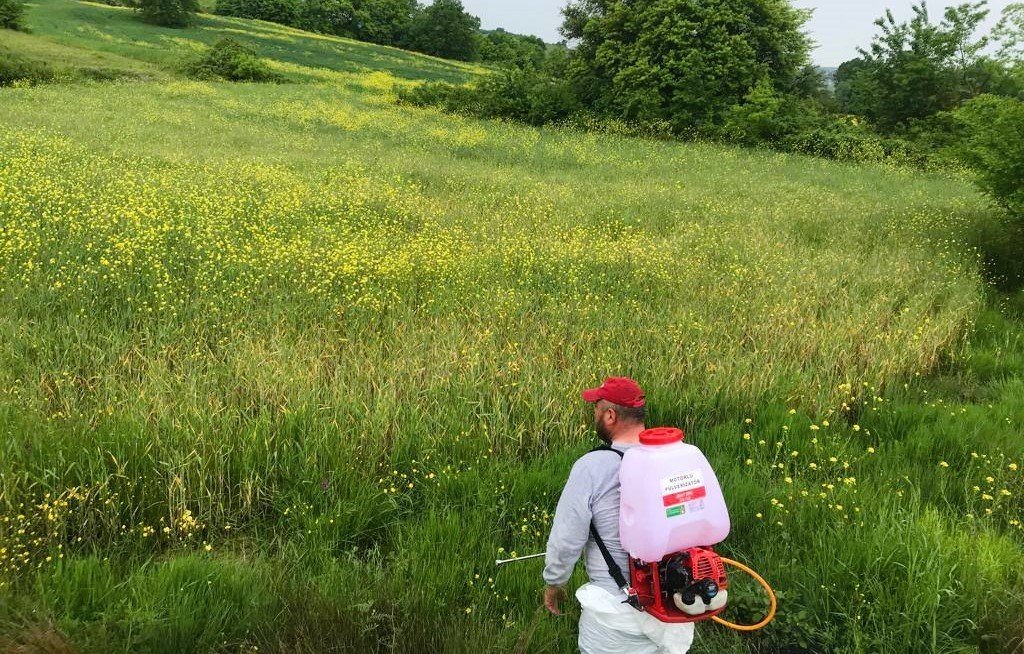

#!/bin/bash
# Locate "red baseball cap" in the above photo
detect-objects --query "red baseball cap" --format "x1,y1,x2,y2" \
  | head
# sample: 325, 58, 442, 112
582, 377, 646, 408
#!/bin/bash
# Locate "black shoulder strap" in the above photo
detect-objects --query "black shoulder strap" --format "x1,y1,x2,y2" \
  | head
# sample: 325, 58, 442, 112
585, 446, 631, 596
589, 444, 625, 459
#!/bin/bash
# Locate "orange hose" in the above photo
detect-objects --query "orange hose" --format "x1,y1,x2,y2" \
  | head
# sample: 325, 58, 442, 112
709, 556, 777, 632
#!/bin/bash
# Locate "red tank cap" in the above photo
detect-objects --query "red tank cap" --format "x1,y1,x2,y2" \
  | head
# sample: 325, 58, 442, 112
639, 427, 685, 446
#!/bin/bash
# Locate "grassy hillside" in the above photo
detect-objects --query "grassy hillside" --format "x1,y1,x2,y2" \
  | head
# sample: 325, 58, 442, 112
1, 3, 1022, 653
4, 0, 479, 83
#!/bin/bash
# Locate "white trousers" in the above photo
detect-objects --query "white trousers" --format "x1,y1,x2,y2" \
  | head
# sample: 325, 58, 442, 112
576, 584, 695, 654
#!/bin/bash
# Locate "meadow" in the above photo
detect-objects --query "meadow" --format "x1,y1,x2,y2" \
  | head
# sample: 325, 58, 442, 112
1, 1, 1023, 652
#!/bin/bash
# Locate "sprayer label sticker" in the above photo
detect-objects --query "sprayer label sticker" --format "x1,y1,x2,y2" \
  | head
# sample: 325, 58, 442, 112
661, 470, 706, 508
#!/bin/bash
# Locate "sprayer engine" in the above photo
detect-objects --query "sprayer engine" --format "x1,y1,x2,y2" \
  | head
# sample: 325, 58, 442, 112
629, 546, 729, 623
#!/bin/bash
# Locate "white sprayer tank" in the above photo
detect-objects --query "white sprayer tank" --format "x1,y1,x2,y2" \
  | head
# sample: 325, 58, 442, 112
619, 427, 730, 562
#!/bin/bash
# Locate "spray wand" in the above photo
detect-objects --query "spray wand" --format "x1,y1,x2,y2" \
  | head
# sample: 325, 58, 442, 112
495, 552, 546, 566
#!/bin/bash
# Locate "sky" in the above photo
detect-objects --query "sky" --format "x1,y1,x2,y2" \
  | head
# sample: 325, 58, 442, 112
458, 0, 1014, 67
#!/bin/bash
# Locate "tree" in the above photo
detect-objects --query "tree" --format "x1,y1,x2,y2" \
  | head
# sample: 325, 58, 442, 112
833, 57, 877, 117
477, 29, 547, 69
993, 3, 1024, 66
559, 0, 814, 132
299, 0, 357, 36
137, 0, 200, 27
0, 0, 26, 31
352, 0, 418, 45
954, 94, 1024, 219
839, 2, 1012, 131
404, 0, 480, 61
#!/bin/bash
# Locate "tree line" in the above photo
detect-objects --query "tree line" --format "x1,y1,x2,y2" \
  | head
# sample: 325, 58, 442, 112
211, 0, 490, 62
127, 0, 543, 65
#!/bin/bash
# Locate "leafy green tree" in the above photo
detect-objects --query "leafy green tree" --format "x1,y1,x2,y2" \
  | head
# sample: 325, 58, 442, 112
993, 3, 1024, 65
833, 57, 876, 117
404, 0, 480, 61
0, 0, 26, 30
136, 0, 200, 27
477, 29, 547, 68
540, 43, 574, 82
299, 0, 356, 35
954, 94, 1024, 218
839, 2, 1014, 132
352, 0, 418, 45
994, 3, 1024, 90
559, 0, 813, 131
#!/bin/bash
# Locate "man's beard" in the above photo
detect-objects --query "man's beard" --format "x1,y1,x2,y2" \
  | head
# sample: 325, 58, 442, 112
595, 419, 613, 445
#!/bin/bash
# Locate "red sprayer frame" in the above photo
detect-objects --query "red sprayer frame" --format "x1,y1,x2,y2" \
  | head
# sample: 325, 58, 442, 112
628, 546, 729, 623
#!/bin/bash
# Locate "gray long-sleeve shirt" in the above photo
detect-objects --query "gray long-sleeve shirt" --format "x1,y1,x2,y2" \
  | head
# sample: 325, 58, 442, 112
543, 444, 632, 596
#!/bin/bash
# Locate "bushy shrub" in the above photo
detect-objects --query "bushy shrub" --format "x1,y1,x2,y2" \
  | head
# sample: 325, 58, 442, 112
136, 0, 199, 27
475, 68, 579, 124
718, 80, 790, 146
0, 51, 57, 86
0, 47, 148, 85
215, 0, 300, 26
782, 115, 932, 166
398, 68, 579, 126
184, 38, 282, 82
396, 80, 482, 115
971, 212, 1024, 290
718, 79, 820, 147
953, 94, 1024, 219
0, 0, 26, 30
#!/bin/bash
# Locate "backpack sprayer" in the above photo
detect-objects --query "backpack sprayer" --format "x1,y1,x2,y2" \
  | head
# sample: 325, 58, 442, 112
497, 427, 776, 633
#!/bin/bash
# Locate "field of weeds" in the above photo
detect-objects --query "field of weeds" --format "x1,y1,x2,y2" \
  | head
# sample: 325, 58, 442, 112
1, 1, 1022, 652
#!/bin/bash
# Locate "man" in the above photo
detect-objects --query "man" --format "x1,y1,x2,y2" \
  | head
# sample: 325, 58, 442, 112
542, 377, 694, 654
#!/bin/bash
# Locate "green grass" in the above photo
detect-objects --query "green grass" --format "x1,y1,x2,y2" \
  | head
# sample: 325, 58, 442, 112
0, 24, 165, 83
0, 2, 1022, 653
4, 0, 479, 84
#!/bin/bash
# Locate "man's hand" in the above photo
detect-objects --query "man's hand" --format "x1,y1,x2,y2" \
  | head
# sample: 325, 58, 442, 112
544, 585, 566, 615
